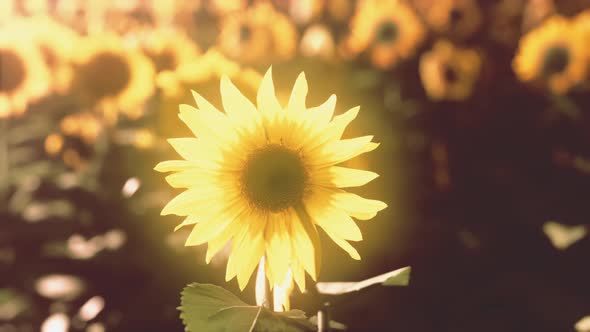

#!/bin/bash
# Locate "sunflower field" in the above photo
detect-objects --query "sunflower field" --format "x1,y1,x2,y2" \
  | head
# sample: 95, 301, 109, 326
2, 0, 590, 331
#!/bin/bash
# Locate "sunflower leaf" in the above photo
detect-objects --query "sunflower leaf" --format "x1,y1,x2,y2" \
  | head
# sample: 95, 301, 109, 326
315, 266, 411, 295
180, 283, 314, 332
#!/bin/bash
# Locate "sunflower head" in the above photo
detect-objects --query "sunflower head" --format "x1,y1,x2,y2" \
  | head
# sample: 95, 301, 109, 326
419, 40, 482, 101
513, 16, 588, 94
0, 31, 49, 118
418, 0, 482, 40
71, 33, 155, 122
155, 68, 387, 291
345, 0, 425, 69
139, 27, 200, 98
218, 3, 298, 64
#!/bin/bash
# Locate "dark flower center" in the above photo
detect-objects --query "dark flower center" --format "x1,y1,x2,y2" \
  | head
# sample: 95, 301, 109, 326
79, 52, 131, 100
542, 46, 570, 76
150, 49, 177, 72
239, 24, 252, 42
376, 21, 399, 44
242, 145, 307, 211
449, 7, 464, 26
443, 65, 459, 83
0, 49, 26, 93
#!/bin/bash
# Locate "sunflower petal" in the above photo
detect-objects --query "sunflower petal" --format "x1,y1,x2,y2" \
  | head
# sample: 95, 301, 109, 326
332, 192, 388, 220
166, 138, 221, 167
265, 214, 292, 286
220, 75, 260, 128
324, 106, 360, 141
306, 94, 336, 128
174, 215, 199, 231
312, 166, 379, 188
178, 104, 237, 143
291, 206, 321, 280
305, 190, 363, 241
287, 72, 308, 115
235, 218, 266, 290
154, 160, 197, 172
330, 237, 361, 260
311, 135, 376, 166
185, 203, 246, 246
205, 217, 240, 263
291, 258, 306, 292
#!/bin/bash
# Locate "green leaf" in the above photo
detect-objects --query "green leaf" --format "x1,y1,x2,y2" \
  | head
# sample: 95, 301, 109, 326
316, 266, 411, 295
179, 283, 315, 332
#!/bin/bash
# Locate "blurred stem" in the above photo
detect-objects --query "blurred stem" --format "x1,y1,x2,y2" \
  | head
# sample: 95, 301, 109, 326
0, 118, 8, 206
318, 302, 331, 332
255, 256, 271, 309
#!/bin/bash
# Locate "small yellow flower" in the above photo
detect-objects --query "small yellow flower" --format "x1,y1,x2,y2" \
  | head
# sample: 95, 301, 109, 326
419, 0, 482, 40
0, 31, 50, 118
70, 33, 155, 122
12, 15, 79, 95
139, 27, 200, 98
218, 2, 298, 64
419, 40, 481, 101
344, 0, 425, 69
155, 68, 387, 291
513, 16, 587, 94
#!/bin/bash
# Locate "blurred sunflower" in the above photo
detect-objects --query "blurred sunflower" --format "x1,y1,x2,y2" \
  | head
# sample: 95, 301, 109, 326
486, 0, 526, 46
45, 112, 104, 170
218, 2, 298, 64
70, 33, 155, 122
176, 49, 262, 97
139, 28, 200, 98
344, 0, 425, 69
522, 0, 555, 32
513, 16, 587, 94
206, 0, 246, 17
155, 68, 387, 290
418, 0, 481, 40
0, 31, 50, 118
300, 24, 336, 59
12, 15, 79, 95
419, 40, 482, 101
573, 9, 590, 41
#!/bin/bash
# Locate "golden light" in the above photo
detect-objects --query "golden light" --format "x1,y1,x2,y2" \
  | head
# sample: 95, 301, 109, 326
35, 274, 85, 300
41, 313, 69, 332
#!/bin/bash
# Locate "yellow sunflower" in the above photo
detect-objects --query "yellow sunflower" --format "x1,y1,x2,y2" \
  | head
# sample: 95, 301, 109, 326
0, 31, 50, 118
218, 2, 298, 64
12, 15, 79, 95
344, 0, 425, 69
419, 0, 482, 40
419, 40, 481, 101
513, 16, 588, 94
155, 68, 387, 291
139, 27, 200, 98
70, 33, 155, 122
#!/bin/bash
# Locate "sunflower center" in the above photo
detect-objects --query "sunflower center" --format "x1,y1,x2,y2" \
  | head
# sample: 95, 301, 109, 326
542, 46, 570, 76
449, 7, 464, 26
443, 65, 458, 83
152, 49, 177, 72
239, 24, 252, 42
0, 49, 26, 93
242, 145, 307, 211
81, 52, 131, 99
376, 21, 399, 44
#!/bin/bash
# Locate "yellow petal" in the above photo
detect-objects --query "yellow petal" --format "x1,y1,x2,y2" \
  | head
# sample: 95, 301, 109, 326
332, 191, 388, 220
205, 217, 240, 264
265, 214, 291, 286
324, 106, 360, 141
258, 67, 282, 116
161, 186, 240, 216
185, 202, 246, 246
220, 75, 259, 125
305, 189, 363, 241
166, 138, 221, 167
164, 169, 218, 189
306, 94, 336, 128
310, 135, 376, 167
235, 218, 266, 290
290, 206, 321, 280
312, 166, 379, 188
330, 237, 361, 260
178, 104, 237, 144
287, 72, 308, 115
174, 215, 199, 231
154, 160, 198, 173
291, 258, 306, 292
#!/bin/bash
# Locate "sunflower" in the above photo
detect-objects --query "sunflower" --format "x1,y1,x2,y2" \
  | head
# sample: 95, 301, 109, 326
139, 27, 200, 98
12, 15, 79, 95
300, 24, 336, 59
0, 31, 50, 118
513, 16, 588, 94
419, 40, 481, 101
417, 0, 481, 40
70, 33, 155, 122
155, 68, 387, 291
344, 0, 425, 69
218, 2, 298, 64
45, 112, 104, 170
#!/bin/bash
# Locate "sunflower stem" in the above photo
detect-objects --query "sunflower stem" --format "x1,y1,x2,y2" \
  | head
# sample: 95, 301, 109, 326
0, 118, 9, 207
255, 256, 271, 309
